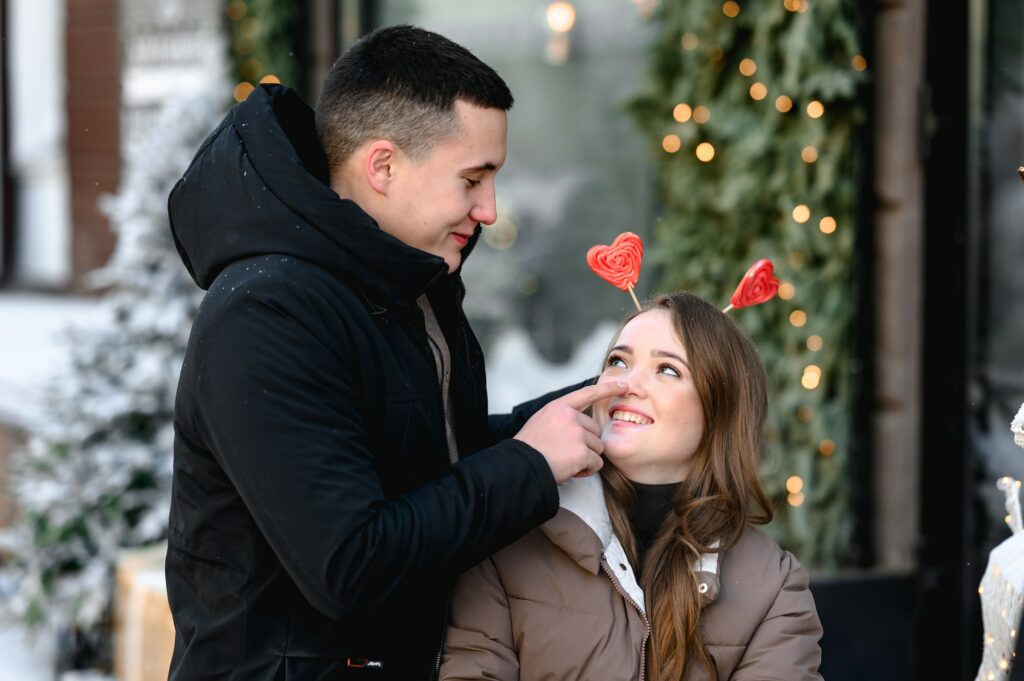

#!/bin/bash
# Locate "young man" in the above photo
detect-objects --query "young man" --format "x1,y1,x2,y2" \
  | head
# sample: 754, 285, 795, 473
166, 25, 624, 680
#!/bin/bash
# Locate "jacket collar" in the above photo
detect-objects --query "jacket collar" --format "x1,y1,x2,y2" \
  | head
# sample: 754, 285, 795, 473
541, 475, 722, 614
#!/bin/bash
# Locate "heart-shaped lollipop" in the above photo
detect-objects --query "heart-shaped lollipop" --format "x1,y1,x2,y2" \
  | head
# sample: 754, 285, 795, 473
724, 259, 780, 313
587, 232, 644, 310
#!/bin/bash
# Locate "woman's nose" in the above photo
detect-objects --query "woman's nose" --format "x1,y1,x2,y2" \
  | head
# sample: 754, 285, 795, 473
622, 369, 648, 398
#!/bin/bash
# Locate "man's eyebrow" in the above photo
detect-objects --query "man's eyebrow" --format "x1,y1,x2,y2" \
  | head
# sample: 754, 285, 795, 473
460, 162, 498, 173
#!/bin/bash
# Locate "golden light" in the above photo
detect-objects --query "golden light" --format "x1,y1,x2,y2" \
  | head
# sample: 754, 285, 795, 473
801, 365, 821, 390
806, 100, 825, 119
801, 146, 818, 163
242, 58, 263, 81
226, 0, 247, 20
259, 74, 281, 84
681, 32, 700, 50
797, 0, 809, 13
792, 204, 811, 223
819, 216, 837, 234
797, 406, 813, 422
807, 335, 823, 351
775, 95, 793, 113
749, 82, 768, 101
695, 142, 716, 162
790, 310, 807, 327
788, 492, 805, 507
784, 0, 800, 11
778, 282, 796, 300
693, 105, 711, 123
673, 103, 693, 122
546, 2, 577, 33
233, 81, 255, 102
662, 134, 682, 153
484, 205, 518, 250
723, 1, 741, 18
819, 439, 836, 456
852, 54, 868, 71
739, 58, 757, 76
786, 475, 804, 494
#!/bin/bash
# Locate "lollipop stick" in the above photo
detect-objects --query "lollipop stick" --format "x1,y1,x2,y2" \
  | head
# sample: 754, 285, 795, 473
626, 283, 641, 312
722, 303, 734, 314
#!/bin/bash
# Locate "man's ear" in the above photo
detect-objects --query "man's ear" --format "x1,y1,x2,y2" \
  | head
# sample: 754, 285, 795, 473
365, 140, 397, 195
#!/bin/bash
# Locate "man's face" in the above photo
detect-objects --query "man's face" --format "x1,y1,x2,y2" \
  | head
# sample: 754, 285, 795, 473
381, 100, 508, 273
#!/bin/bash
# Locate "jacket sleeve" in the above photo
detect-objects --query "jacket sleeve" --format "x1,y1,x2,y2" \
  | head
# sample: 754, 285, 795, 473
189, 271, 559, 621
486, 377, 596, 443
440, 558, 520, 681
730, 552, 824, 681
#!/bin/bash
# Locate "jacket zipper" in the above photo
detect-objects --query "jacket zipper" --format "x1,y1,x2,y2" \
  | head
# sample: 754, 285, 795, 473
600, 559, 651, 681
431, 590, 452, 680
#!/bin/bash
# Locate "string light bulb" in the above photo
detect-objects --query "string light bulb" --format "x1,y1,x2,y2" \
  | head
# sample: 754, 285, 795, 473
662, 134, 682, 153
806, 100, 825, 119
233, 82, 255, 102
790, 310, 807, 327
739, 58, 757, 76
693, 106, 711, 123
546, 2, 577, 33
818, 439, 836, 456
681, 32, 700, 50
695, 142, 716, 162
786, 476, 804, 494
673, 103, 693, 122
723, 1, 740, 17
778, 282, 796, 300
792, 204, 811, 223
775, 95, 793, 112
852, 54, 868, 71
801, 146, 818, 163
749, 82, 768, 100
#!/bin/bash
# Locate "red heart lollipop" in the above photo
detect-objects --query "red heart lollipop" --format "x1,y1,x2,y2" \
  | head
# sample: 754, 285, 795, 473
587, 232, 643, 292
726, 259, 780, 312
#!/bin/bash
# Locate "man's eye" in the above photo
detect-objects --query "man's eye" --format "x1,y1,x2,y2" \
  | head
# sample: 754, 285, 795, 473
464, 178, 481, 187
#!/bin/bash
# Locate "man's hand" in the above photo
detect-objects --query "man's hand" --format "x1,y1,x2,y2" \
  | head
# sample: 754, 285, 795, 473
513, 382, 628, 483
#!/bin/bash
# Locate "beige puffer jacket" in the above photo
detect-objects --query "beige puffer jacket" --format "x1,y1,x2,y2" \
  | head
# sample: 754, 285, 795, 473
440, 475, 823, 681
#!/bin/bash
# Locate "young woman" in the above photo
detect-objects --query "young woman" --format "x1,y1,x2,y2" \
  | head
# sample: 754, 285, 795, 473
440, 292, 823, 681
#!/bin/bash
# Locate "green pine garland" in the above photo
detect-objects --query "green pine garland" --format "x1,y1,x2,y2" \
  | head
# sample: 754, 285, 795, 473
629, 0, 866, 568
225, 0, 298, 89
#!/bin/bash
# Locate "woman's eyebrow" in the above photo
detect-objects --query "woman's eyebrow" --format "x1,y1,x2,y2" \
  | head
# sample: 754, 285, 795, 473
610, 344, 632, 354
652, 349, 690, 367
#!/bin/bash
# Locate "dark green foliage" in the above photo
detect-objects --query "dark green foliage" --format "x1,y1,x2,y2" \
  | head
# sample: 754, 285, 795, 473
629, 0, 866, 567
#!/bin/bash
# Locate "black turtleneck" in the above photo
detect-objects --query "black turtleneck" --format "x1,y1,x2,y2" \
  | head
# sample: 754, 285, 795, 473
628, 480, 681, 568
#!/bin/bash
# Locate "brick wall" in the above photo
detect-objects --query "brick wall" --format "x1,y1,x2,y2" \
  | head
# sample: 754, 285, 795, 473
66, 0, 120, 282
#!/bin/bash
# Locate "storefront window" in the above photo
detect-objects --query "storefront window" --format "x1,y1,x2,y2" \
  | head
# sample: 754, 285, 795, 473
378, 1, 656, 366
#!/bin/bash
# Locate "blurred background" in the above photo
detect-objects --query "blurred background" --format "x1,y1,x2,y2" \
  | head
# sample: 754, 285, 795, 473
0, 0, 1021, 679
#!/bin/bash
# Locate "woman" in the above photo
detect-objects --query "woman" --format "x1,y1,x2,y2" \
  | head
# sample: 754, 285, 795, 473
440, 292, 823, 681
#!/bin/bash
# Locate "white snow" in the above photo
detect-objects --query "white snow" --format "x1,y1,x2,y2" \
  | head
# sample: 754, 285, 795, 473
0, 293, 105, 430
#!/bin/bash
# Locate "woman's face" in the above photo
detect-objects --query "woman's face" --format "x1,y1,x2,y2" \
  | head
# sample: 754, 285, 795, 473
593, 308, 705, 484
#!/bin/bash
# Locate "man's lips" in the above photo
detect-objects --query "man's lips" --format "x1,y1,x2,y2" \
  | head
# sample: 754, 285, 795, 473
451, 232, 471, 246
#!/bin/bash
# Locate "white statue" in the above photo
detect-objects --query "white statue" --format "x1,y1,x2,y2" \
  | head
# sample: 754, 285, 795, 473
975, 402, 1024, 681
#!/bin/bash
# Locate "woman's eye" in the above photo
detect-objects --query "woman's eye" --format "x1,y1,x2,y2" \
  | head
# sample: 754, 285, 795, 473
659, 364, 681, 378
606, 355, 626, 369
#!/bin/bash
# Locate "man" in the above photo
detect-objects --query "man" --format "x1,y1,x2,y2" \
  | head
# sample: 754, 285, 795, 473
166, 25, 624, 680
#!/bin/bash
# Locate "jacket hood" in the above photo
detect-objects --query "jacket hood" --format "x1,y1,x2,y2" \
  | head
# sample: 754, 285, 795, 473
168, 84, 477, 300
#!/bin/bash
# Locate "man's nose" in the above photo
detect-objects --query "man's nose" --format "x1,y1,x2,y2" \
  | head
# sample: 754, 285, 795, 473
470, 184, 498, 225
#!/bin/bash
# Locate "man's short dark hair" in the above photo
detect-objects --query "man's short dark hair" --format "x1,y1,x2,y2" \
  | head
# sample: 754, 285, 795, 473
315, 25, 514, 171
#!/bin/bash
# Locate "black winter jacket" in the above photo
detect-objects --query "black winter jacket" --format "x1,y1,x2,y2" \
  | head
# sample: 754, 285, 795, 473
165, 85, 566, 680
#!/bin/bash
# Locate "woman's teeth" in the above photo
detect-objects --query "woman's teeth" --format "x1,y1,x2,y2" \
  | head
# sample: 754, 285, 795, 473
611, 411, 652, 425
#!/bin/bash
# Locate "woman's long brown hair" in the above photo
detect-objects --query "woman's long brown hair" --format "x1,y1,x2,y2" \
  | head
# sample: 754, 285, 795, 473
599, 292, 773, 681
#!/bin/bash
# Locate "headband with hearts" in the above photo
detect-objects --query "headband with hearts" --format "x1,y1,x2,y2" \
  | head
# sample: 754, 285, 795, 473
586, 232, 780, 313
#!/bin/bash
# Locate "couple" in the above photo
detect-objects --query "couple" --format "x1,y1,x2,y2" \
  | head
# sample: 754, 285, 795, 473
165, 25, 822, 681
